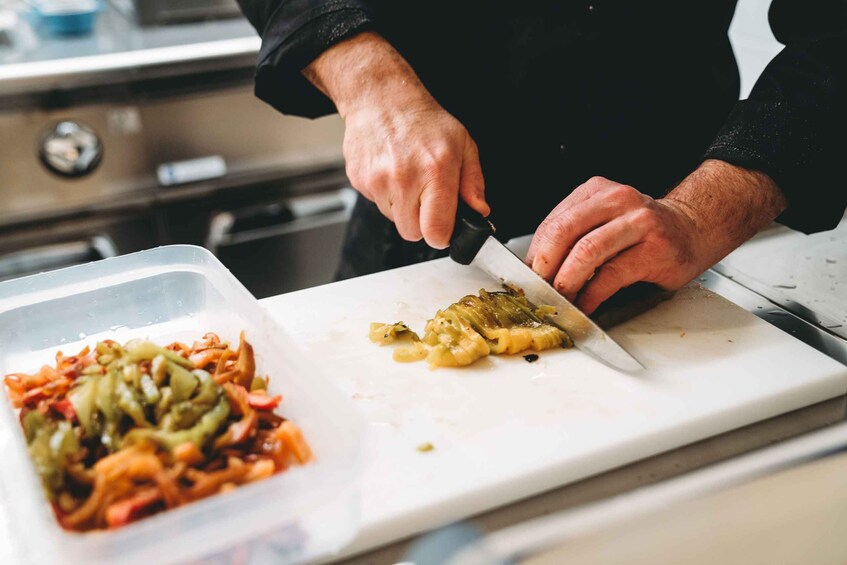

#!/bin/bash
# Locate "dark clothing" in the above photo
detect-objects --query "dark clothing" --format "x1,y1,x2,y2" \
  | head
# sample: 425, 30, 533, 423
238, 0, 847, 277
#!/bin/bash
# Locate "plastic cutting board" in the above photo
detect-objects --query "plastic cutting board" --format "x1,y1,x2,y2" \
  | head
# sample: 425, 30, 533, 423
261, 251, 847, 558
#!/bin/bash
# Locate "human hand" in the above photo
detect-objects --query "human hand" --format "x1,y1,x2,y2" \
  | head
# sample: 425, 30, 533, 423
304, 32, 488, 248
525, 161, 788, 314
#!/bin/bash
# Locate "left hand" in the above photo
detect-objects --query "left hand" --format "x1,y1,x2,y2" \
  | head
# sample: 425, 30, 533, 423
526, 177, 704, 314
525, 161, 788, 315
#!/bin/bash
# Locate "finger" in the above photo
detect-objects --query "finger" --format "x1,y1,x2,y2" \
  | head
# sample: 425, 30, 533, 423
420, 169, 461, 249
373, 190, 394, 223
345, 165, 374, 202
458, 138, 489, 216
552, 214, 647, 301
391, 190, 423, 242
525, 176, 616, 266
575, 246, 647, 315
526, 192, 640, 282
366, 161, 393, 222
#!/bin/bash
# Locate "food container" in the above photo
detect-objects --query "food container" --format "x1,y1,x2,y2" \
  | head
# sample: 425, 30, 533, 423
0, 246, 364, 565
30, 0, 100, 36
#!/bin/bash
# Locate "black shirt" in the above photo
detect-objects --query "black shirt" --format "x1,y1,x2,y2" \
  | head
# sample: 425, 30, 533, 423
237, 0, 847, 254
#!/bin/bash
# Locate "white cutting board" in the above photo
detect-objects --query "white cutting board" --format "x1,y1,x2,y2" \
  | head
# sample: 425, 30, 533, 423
261, 252, 847, 558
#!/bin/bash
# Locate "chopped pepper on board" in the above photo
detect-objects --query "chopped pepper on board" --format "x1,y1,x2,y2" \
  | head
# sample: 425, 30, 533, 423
371, 288, 572, 368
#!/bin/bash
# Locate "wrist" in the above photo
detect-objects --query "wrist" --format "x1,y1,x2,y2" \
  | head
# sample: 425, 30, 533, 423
661, 159, 787, 266
303, 31, 434, 119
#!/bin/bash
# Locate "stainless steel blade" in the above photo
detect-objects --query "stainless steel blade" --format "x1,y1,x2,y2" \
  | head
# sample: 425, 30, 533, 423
471, 237, 644, 371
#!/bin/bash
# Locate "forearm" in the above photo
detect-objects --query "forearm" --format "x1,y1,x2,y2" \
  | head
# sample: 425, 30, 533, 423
663, 159, 788, 267
303, 31, 434, 118
245, 0, 374, 118
703, 0, 847, 233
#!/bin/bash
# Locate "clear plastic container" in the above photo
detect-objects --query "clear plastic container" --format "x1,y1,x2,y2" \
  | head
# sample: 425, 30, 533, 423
0, 246, 364, 565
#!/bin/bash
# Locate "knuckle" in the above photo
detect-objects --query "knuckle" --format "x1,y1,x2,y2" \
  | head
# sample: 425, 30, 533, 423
571, 236, 602, 265
433, 142, 452, 161
586, 175, 608, 188
600, 260, 626, 280
388, 162, 414, 186
539, 213, 571, 243
610, 183, 638, 203
366, 164, 389, 186
631, 206, 659, 229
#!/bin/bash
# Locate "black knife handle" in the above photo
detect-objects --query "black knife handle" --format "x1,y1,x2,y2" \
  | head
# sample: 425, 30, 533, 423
450, 200, 495, 265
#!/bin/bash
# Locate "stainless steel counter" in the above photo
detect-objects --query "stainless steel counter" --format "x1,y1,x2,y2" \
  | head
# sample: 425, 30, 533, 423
0, 1, 259, 99
716, 216, 847, 341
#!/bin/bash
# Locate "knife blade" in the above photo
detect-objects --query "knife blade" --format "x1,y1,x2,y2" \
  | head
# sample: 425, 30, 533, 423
449, 201, 644, 372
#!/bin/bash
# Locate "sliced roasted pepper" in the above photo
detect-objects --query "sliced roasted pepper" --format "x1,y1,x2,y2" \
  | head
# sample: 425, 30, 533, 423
246, 392, 282, 411
168, 363, 198, 403
125, 395, 230, 451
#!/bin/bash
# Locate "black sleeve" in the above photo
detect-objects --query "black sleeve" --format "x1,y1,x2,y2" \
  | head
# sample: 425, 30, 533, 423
703, 0, 847, 233
236, 0, 375, 118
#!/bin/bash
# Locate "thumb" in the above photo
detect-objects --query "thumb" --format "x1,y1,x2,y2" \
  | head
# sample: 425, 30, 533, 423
459, 137, 489, 216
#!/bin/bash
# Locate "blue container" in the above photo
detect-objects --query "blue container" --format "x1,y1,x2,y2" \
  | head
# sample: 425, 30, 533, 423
33, 1, 100, 36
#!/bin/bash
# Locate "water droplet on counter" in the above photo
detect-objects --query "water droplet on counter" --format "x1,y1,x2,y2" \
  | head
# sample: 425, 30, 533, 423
78, 332, 86, 339
87, 312, 95, 318
773, 284, 797, 289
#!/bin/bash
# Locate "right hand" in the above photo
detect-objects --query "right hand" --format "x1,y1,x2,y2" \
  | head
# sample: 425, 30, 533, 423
303, 32, 489, 249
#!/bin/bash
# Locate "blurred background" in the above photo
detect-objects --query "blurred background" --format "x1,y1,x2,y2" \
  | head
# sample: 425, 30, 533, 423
0, 0, 351, 298
0, 0, 821, 304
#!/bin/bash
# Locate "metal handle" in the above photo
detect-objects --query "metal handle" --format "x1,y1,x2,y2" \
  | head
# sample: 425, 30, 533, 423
449, 200, 496, 265
0, 236, 117, 281
205, 188, 356, 253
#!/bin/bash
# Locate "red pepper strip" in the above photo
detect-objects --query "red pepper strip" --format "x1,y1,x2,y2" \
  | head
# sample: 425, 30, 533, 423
246, 393, 282, 411
189, 348, 224, 370
43, 377, 71, 394
105, 487, 162, 528
50, 399, 78, 422
60, 361, 83, 381
234, 332, 255, 388
22, 387, 48, 406
228, 410, 259, 444
216, 383, 258, 448
3, 374, 25, 394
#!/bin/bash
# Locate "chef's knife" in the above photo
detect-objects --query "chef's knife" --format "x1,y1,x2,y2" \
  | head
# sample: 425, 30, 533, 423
450, 201, 644, 372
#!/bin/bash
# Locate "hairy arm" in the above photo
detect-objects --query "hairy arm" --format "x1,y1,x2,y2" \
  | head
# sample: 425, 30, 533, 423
664, 159, 787, 268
